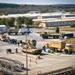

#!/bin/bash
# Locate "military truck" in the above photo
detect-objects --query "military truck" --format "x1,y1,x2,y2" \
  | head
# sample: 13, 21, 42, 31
7, 27, 31, 35
40, 32, 74, 39
45, 39, 73, 54
7, 28, 19, 35
21, 40, 42, 55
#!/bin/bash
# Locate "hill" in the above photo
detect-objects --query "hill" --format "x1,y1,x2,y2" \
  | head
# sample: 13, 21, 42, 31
0, 3, 75, 14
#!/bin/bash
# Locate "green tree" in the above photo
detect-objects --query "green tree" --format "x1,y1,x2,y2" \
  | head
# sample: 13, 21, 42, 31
5, 17, 15, 27
21, 16, 26, 24
55, 26, 60, 33
0, 18, 6, 25
24, 17, 32, 26
70, 24, 75, 28
16, 17, 22, 28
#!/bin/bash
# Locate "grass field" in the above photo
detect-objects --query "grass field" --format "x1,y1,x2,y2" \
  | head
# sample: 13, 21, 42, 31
46, 26, 75, 31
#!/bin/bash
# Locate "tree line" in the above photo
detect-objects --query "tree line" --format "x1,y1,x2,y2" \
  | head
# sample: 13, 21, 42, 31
0, 3, 20, 8
0, 17, 33, 28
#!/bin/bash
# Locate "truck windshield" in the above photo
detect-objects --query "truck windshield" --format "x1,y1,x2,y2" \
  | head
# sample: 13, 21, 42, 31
66, 45, 73, 48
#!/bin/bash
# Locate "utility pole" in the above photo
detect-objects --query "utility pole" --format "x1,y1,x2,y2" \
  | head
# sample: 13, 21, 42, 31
26, 33, 28, 75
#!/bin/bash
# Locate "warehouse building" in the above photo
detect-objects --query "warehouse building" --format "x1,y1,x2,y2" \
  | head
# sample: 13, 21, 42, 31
0, 12, 75, 27
33, 14, 75, 27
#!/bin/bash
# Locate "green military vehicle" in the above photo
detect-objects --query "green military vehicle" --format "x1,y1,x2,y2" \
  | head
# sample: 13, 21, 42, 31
7, 27, 31, 35
40, 32, 74, 39
7, 28, 19, 35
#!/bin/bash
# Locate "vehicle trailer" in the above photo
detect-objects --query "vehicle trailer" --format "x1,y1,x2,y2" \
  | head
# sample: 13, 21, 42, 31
40, 32, 61, 39
62, 33, 74, 38
40, 32, 74, 39
7, 27, 31, 35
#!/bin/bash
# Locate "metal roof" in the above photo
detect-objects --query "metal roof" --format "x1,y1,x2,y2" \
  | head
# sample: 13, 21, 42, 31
0, 12, 75, 18
0, 25, 6, 27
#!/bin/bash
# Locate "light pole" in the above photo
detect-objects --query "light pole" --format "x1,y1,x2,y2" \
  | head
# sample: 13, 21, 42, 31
26, 33, 28, 75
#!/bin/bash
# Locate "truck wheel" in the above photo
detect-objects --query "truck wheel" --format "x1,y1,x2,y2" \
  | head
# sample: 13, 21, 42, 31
64, 49, 68, 54
56, 36, 59, 38
15, 33, 17, 35
53, 36, 55, 38
8, 32, 11, 35
22, 33, 24, 35
46, 36, 48, 39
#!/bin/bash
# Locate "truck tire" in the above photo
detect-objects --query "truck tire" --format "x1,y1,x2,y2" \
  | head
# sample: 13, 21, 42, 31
53, 36, 55, 38
15, 32, 17, 35
64, 49, 68, 54
56, 36, 59, 38
8, 32, 11, 35
22, 33, 24, 35
46, 36, 48, 39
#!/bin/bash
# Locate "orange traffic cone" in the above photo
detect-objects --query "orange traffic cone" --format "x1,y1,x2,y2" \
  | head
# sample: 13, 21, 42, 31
29, 59, 32, 62
29, 64, 31, 66
35, 61, 38, 64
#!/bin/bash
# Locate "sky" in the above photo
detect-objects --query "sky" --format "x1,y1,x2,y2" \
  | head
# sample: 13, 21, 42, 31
0, 0, 75, 5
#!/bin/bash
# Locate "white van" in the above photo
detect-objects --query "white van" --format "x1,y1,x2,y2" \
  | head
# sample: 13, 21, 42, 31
0, 25, 6, 34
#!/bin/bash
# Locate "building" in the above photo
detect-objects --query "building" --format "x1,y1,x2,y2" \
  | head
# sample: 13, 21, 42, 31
38, 17, 75, 27
33, 13, 75, 27
0, 12, 75, 27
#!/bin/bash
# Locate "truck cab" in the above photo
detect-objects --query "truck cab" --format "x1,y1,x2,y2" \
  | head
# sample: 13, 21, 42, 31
18, 27, 31, 35
45, 39, 73, 54
0, 25, 6, 34
65, 44, 73, 54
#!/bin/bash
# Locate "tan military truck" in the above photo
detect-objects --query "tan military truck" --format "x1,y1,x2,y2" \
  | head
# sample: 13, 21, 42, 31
65, 38, 75, 52
0, 34, 6, 41
45, 39, 73, 54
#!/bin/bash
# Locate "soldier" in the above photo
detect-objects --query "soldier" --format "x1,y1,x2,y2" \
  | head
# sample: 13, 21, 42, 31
43, 46, 46, 52
15, 48, 18, 53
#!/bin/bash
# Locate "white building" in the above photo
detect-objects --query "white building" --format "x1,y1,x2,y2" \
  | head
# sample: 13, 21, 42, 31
0, 12, 75, 27
32, 13, 75, 27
